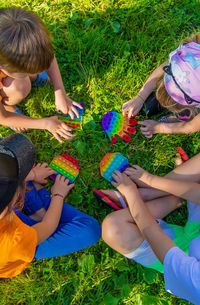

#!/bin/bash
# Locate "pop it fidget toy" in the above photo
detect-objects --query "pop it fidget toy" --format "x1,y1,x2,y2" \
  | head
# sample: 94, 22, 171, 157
55, 103, 84, 128
100, 152, 129, 182
49, 154, 79, 183
102, 111, 137, 143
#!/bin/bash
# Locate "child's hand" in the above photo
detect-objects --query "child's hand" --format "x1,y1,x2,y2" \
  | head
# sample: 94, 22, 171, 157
122, 96, 144, 118
138, 120, 163, 138
55, 94, 83, 120
46, 116, 74, 143
125, 165, 151, 184
51, 175, 74, 198
32, 163, 56, 184
111, 170, 137, 196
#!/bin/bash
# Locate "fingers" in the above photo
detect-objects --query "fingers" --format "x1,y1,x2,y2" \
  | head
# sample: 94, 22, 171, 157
60, 122, 72, 132
138, 121, 148, 127
112, 170, 122, 183
124, 168, 134, 175
68, 110, 74, 120
128, 108, 134, 119
71, 106, 79, 118
48, 169, 56, 176
41, 162, 48, 168
68, 183, 74, 191
52, 132, 63, 143
140, 129, 153, 138
73, 101, 83, 109
111, 180, 118, 187
57, 130, 73, 140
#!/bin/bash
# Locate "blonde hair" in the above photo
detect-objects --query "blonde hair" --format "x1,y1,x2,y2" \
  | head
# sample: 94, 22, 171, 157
156, 33, 200, 113
6, 182, 26, 218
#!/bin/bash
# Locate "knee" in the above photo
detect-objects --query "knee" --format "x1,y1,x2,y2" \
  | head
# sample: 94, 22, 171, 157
81, 216, 101, 246
3, 76, 31, 104
102, 212, 122, 246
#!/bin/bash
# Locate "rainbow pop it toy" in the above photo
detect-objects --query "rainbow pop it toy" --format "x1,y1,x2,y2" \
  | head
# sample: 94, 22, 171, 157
49, 154, 79, 183
102, 111, 137, 143
100, 152, 129, 182
55, 103, 84, 128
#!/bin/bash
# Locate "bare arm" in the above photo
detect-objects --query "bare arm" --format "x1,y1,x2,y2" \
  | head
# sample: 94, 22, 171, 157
122, 61, 168, 117
112, 172, 175, 263
137, 61, 168, 101
0, 102, 47, 129
125, 165, 200, 204
139, 112, 200, 138
47, 56, 82, 118
0, 102, 73, 143
145, 174, 200, 204
33, 175, 74, 245
159, 113, 200, 134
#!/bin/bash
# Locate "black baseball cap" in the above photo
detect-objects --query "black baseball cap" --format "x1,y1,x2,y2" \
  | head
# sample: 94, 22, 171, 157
0, 134, 36, 213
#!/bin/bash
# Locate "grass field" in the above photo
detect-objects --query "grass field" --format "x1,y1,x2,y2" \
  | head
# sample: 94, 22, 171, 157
0, 0, 200, 304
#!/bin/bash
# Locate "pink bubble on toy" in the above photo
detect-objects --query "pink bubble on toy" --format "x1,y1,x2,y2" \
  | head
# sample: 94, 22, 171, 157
102, 111, 137, 143
49, 154, 79, 183
100, 152, 129, 182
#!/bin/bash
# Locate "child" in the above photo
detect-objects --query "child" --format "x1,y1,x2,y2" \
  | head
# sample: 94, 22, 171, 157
0, 133, 100, 278
0, 7, 83, 142
122, 34, 200, 138
100, 154, 200, 303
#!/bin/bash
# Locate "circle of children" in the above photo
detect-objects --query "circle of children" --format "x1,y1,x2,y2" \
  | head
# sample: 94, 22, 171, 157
0, 7, 199, 304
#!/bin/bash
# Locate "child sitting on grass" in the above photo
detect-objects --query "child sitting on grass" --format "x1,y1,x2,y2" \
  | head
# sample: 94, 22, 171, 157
122, 34, 200, 138
0, 7, 83, 142
100, 153, 200, 304
0, 134, 100, 278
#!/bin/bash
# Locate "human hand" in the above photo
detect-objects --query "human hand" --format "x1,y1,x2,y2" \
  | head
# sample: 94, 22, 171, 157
55, 93, 83, 120
125, 165, 151, 184
31, 163, 56, 184
51, 174, 74, 198
138, 120, 162, 138
122, 96, 144, 118
111, 170, 137, 197
46, 116, 74, 143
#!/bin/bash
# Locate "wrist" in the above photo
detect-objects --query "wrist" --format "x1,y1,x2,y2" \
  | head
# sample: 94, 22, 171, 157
153, 122, 164, 134
52, 193, 64, 199
143, 173, 154, 186
55, 89, 66, 100
136, 94, 145, 104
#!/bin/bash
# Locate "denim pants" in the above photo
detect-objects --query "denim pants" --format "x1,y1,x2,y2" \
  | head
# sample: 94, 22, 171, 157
14, 182, 101, 259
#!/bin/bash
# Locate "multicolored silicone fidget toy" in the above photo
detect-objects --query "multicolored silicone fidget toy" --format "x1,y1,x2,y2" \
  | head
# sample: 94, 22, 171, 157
49, 154, 79, 183
55, 103, 84, 128
102, 111, 137, 143
100, 152, 129, 182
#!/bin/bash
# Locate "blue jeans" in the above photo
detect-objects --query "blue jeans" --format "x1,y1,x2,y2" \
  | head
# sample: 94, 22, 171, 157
14, 182, 101, 259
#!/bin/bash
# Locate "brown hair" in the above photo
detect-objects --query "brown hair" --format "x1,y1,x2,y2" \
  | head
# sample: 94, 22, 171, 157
0, 7, 54, 74
156, 33, 200, 113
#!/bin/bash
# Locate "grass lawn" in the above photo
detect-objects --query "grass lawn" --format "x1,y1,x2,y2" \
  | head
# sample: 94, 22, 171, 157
0, 0, 199, 304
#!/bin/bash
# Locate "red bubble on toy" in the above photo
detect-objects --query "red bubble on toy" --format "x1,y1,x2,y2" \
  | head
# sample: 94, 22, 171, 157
102, 111, 137, 143
49, 154, 79, 183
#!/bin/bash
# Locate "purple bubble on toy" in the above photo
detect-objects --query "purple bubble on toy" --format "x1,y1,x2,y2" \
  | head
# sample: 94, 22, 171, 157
121, 163, 129, 172
49, 174, 56, 181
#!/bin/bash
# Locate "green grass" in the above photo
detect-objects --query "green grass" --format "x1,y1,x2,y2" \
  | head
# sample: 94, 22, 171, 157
0, 0, 199, 304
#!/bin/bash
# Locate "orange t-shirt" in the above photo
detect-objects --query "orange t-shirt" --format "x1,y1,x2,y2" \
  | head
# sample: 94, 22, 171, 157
0, 211, 37, 278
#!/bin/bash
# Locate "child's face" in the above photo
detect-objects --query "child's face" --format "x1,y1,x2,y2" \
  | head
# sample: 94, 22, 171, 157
0, 67, 35, 80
